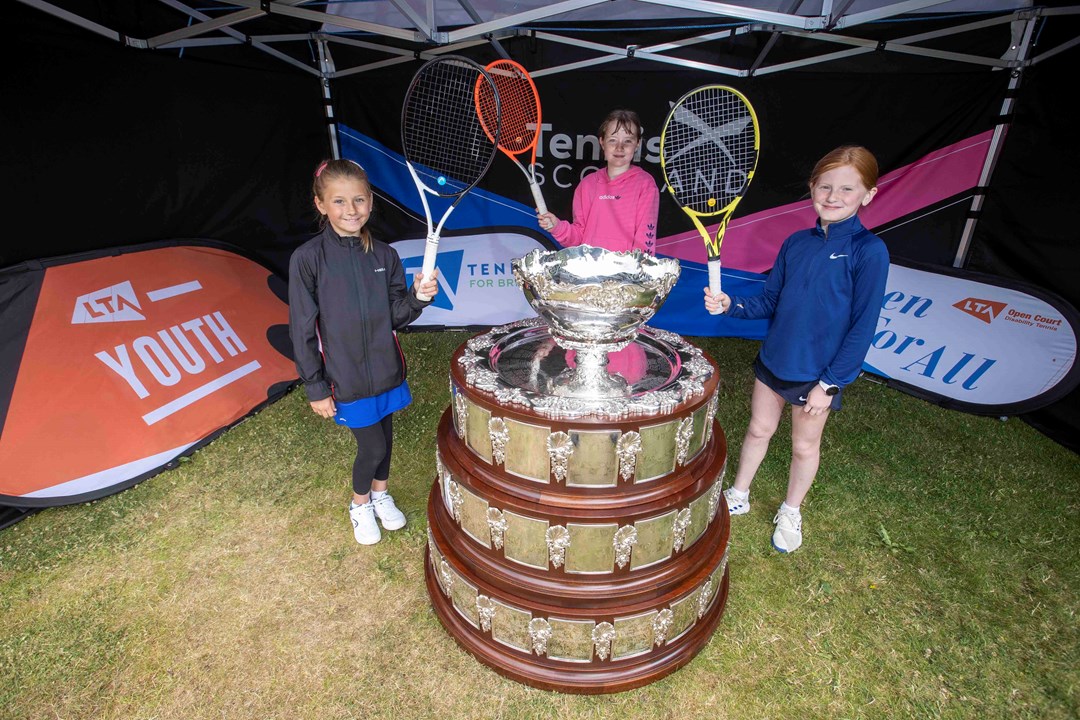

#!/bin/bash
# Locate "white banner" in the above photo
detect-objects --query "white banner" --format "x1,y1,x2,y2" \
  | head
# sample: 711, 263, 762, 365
392, 230, 544, 327
865, 263, 1079, 412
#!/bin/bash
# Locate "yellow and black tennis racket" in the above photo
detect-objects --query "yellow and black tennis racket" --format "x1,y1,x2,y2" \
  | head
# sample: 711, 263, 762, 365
660, 85, 759, 314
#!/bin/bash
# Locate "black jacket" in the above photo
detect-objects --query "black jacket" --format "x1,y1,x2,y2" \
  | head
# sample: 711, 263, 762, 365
288, 226, 429, 403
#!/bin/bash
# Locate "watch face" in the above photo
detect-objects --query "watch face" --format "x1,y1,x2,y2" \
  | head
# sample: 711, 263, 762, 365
826, 385, 839, 396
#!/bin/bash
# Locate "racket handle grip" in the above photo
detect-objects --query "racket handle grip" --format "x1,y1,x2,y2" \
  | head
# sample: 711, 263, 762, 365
417, 235, 439, 302
707, 260, 722, 315
529, 181, 548, 216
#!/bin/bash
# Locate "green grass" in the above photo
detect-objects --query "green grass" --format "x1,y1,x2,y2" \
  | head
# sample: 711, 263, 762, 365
1, 332, 1077, 720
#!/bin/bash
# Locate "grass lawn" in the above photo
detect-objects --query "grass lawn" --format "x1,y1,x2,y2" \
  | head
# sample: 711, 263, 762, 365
1, 331, 1077, 720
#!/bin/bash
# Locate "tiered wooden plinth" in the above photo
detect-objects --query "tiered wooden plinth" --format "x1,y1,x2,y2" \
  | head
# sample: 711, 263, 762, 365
425, 335, 730, 694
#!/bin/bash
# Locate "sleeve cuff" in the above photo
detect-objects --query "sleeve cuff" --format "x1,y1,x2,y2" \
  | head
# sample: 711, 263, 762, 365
304, 381, 332, 402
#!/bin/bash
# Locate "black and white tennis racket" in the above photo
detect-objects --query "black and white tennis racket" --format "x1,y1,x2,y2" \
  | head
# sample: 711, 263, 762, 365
660, 85, 759, 314
401, 56, 500, 301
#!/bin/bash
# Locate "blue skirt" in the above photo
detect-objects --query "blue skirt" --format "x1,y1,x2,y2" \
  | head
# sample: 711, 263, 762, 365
333, 381, 412, 428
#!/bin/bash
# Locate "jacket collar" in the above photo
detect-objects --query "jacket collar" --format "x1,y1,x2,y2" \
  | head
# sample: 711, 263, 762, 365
813, 213, 864, 241
323, 225, 363, 248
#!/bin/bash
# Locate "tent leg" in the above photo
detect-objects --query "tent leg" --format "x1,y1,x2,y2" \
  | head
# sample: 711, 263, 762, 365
317, 37, 341, 160
952, 16, 1038, 269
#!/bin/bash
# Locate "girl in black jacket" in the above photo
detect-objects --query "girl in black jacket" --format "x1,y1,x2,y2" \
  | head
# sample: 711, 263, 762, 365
289, 159, 438, 545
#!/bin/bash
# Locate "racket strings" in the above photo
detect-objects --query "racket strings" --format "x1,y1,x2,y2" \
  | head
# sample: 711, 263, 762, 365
662, 88, 757, 214
483, 63, 540, 155
403, 59, 498, 196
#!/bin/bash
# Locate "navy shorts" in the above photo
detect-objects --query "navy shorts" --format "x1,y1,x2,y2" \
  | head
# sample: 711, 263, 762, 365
754, 356, 842, 411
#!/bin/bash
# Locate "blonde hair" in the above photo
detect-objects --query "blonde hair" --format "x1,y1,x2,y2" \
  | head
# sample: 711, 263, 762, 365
312, 158, 373, 251
809, 145, 879, 190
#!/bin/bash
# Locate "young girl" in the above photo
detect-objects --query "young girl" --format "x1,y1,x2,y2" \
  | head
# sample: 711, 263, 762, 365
704, 145, 890, 553
537, 108, 660, 255
289, 159, 439, 545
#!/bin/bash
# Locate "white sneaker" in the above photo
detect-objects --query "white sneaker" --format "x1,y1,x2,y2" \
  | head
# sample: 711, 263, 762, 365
772, 506, 803, 553
724, 487, 750, 516
371, 492, 407, 531
349, 502, 381, 545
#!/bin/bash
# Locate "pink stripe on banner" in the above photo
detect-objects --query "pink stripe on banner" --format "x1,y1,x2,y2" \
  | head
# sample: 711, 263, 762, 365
655, 130, 995, 273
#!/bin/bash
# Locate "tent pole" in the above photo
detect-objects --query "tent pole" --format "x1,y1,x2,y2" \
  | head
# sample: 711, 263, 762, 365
952, 14, 1038, 269
317, 36, 341, 160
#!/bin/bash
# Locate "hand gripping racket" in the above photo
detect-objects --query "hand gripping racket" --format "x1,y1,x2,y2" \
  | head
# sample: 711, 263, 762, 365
401, 56, 500, 301
660, 85, 760, 314
475, 59, 548, 214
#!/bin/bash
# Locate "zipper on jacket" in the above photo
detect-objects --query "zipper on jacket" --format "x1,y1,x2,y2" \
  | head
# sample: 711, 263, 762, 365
347, 238, 375, 393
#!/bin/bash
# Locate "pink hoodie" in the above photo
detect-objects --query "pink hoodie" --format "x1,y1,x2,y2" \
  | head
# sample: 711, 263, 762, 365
551, 165, 660, 254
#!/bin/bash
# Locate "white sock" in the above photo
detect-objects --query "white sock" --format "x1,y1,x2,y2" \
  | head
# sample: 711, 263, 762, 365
728, 486, 749, 500
780, 501, 800, 515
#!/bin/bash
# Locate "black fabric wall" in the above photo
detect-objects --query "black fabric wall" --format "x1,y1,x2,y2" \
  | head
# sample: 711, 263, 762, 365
967, 39, 1080, 452
3, 3, 328, 277
3, 5, 1077, 451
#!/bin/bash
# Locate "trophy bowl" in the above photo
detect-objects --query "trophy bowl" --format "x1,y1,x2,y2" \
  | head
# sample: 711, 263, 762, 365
512, 246, 681, 349
512, 246, 681, 398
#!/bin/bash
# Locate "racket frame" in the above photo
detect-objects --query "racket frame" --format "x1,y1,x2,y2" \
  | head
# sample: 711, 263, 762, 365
477, 59, 547, 215
659, 84, 760, 313
400, 55, 501, 299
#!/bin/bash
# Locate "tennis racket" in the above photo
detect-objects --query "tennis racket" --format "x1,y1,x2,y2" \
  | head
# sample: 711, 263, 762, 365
475, 59, 547, 214
401, 56, 500, 301
660, 85, 760, 314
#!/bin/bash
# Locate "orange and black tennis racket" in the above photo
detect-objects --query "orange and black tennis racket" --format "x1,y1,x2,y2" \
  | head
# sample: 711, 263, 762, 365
475, 59, 547, 214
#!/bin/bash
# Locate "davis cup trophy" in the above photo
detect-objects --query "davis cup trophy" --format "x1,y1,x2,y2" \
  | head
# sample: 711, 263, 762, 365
425, 246, 731, 693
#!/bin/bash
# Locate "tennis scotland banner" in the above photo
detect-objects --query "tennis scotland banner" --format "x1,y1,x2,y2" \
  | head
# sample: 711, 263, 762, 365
865, 260, 1080, 415
0, 241, 297, 507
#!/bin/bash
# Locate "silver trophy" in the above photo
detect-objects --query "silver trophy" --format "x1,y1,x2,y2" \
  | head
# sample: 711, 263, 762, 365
512, 246, 681, 398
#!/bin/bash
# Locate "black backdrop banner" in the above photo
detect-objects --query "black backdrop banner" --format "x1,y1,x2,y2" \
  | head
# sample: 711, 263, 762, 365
337, 63, 1007, 270
3, 3, 327, 277
5, 6, 1078, 454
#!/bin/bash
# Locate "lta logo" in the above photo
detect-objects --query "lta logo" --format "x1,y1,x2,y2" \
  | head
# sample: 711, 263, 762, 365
953, 297, 1007, 324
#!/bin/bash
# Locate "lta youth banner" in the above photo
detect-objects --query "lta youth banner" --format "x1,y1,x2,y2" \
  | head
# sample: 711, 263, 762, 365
864, 260, 1080, 416
0, 242, 297, 507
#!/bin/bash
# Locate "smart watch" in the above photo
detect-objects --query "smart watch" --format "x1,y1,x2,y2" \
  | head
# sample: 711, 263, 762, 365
818, 380, 840, 396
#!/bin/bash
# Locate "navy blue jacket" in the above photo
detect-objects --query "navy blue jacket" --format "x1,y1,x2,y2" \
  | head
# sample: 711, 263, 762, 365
288, 226, 429, 403
726, 214, 889, 388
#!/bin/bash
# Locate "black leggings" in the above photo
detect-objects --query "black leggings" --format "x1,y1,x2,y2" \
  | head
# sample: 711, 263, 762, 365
348, 414, 393, 496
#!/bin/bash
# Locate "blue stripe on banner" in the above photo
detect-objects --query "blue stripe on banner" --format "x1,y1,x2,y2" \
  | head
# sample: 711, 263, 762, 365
338, 125, 772, 341
652, 261, 770, 340
338, 125, 540, 231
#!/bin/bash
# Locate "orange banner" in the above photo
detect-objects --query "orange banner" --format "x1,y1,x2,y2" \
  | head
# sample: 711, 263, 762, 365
0, 244, 296, 505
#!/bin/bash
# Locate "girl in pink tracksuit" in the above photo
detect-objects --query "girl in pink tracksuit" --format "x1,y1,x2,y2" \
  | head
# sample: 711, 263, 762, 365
537, 109, 660, 255
537, 109, 660, 383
